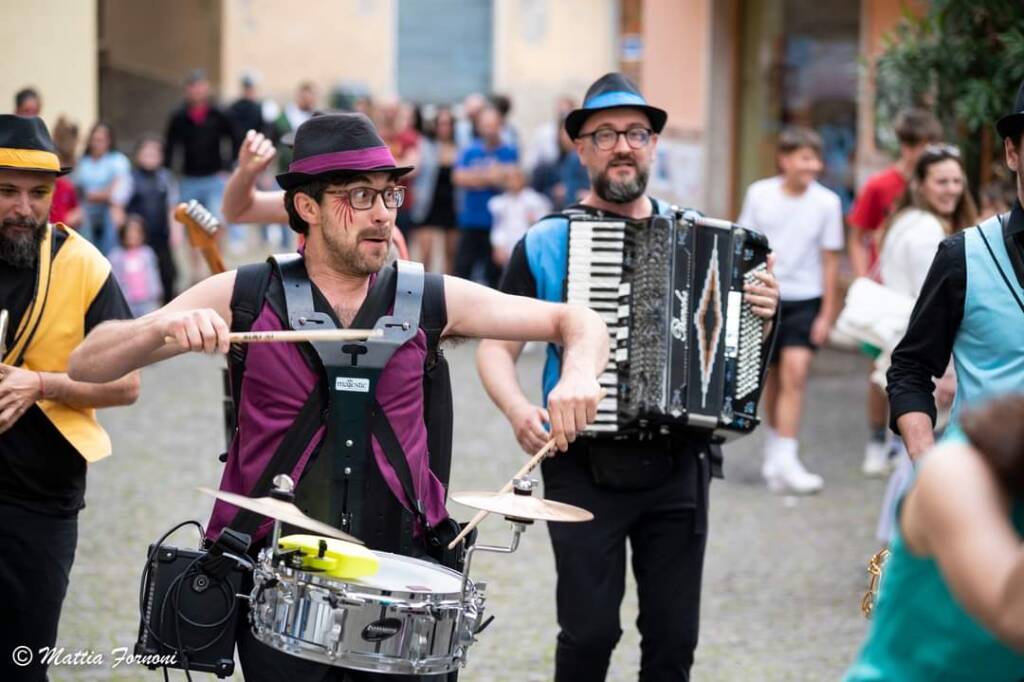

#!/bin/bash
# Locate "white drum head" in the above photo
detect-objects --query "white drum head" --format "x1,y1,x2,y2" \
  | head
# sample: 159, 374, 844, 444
350, 552, 463, 594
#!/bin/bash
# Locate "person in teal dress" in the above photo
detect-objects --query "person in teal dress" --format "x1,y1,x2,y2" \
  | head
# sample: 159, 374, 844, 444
845, 394, 1024, 681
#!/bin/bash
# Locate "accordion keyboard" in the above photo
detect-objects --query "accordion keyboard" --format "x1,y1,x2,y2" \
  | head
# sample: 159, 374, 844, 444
566, 220, 626, 432
733, 265, 767, 401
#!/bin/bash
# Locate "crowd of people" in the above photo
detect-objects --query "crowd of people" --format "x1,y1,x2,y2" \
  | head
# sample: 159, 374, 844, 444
17, 72, 591, 306
3, 64, 1024, 682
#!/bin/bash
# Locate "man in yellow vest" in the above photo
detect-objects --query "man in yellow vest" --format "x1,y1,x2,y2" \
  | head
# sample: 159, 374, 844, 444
0, 114, 140, 682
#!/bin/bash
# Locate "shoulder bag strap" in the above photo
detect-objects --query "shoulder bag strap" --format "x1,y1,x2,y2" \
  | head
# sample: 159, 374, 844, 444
976, 214, 1024, 316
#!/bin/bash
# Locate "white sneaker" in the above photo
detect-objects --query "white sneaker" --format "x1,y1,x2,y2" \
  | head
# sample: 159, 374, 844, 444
862, 440, 891, 477
763, 450, 824, 495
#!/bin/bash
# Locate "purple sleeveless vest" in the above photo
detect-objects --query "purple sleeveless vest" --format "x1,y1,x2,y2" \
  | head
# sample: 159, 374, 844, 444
206, 283, 449, 543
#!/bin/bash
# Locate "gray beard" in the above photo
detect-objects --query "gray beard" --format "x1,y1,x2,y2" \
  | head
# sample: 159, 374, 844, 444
591, 165, 649, 204
0, 219, 46, 268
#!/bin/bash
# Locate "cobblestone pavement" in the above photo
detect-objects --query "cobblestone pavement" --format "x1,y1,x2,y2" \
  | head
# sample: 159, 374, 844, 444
54, 341, 882, 681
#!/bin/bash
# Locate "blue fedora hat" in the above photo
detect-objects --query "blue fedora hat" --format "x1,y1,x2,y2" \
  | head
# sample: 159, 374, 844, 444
564, 73, 667, 140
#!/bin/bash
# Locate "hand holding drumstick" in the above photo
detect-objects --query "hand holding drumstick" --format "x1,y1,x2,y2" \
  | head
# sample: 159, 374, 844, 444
156, 308, 379, 354
448, 386, 606, 549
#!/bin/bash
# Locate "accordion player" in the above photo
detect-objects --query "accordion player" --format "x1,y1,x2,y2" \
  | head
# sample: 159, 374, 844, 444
565, 210, 773, 440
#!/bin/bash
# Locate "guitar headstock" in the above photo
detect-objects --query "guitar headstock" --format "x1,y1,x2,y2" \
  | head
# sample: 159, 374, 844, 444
174, 200, 225, 274
175, 200, 221, 249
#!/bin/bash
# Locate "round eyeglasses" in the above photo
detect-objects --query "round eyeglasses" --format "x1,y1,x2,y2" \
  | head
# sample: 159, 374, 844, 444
579, 127, 653, 151
324, 186, 406, 210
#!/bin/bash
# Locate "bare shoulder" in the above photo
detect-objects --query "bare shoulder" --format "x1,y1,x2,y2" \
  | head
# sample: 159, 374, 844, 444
906, 441, 1004, 553
161, 270, 238, 322
916, 441, 993, 499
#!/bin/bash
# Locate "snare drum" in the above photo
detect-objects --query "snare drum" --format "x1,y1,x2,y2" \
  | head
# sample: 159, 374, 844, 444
249, 541, 486, 675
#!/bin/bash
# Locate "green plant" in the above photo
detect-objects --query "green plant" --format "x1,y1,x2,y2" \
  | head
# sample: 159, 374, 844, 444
874, 0, 1024, 188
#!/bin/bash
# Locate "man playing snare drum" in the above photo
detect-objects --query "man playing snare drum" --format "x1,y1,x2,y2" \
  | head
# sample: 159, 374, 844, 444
69, 112, 608, 680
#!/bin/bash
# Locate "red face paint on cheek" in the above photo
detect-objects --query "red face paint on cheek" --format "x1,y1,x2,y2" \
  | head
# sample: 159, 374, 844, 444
329, 196, 355, 226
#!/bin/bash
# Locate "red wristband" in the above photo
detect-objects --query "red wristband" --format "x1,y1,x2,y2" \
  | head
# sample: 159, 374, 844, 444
36, 371, 45, 400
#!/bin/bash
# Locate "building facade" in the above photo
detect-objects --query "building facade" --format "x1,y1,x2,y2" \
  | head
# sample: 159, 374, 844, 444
3, 0, 920, 219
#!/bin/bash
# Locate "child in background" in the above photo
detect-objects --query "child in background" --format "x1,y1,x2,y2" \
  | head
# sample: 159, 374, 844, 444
738, 127, 844, 495
109, 214, 163, 317
127, 134, 179, 303
488, 166, 551, 268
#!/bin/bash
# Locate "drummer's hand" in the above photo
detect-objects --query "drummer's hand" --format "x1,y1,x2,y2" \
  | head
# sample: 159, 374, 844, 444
0, 365, 43, 434
546, 371, 601, 452
507, 400, 550, 455
238, 130, 277, 178
745, 253, 779, 320
158, 309, 230, 354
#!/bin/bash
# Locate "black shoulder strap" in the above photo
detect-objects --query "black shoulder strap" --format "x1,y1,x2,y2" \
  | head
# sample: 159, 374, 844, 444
420, 272, 447, 360
228, 262, 274, 415
370, 399, 427, 525
225, 258, 325, 538
230, 262, 274, 331
229, 384, 326, 536
976, 215, 1024, 316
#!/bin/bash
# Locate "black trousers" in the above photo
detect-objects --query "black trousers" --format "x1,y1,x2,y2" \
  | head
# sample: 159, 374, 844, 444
542, 447, 709, 682
150, 241, 178, 304
0, 503, 78, 682
454, 229, 499, 288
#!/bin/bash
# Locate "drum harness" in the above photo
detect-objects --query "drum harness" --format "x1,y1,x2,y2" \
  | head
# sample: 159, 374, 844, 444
136, 256, 469, 678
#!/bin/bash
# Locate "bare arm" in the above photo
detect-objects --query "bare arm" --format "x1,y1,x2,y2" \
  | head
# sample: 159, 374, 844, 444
68, 271, 237, 383
896, 412, 937, 460
811, 249, 841, 346
40, 370, 140, 408
904, 443, 1024, 650
848, 227, 871, 279
445, 275, 607, 450
477, 339, 551, 454
222, 130, 286, 224
0, 365, 140, 433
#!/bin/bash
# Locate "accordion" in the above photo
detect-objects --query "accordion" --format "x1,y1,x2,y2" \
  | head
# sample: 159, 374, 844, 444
565, 211, 771, 439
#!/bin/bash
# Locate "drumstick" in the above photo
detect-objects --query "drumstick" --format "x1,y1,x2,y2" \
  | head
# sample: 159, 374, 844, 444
447, 438, 557, 550
228, 329, 383, 343
163, 329, 383, 345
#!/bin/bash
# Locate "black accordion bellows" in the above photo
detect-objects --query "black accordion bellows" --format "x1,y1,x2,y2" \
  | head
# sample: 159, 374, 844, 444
566, 210, 771, 440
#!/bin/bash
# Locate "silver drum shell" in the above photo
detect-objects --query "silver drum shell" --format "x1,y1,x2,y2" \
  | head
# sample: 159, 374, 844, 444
249, 551, 485, 675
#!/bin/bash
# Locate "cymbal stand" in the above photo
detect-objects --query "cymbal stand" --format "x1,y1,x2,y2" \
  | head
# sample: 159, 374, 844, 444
268, 474, 295, 561
459, 477, 537, 598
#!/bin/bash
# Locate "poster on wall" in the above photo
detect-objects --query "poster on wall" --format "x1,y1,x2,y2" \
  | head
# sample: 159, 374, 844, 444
649, 135, 704, 210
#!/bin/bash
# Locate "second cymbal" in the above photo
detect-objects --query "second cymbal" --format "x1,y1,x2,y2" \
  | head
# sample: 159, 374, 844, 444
450, 491, 594, 523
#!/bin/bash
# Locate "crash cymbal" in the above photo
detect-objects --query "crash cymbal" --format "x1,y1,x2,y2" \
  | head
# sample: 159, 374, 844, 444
198, 487, 362, 544
450, 491, 594, 523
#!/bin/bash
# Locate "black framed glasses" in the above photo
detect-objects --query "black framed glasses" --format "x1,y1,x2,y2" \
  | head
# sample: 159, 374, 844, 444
579, 127, 653, 151
324, 186, 406, 210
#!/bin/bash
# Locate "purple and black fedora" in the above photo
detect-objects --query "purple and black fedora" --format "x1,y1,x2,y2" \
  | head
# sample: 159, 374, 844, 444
276, 112, 413, 190
564, 72, 667, 140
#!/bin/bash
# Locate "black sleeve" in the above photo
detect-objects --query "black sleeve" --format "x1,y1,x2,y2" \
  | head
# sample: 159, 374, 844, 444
498, 237, 538, 298
220, 109, 240, 168
886, 234, 966, 432
84, 273, 134, 333
164, 112, 179, 170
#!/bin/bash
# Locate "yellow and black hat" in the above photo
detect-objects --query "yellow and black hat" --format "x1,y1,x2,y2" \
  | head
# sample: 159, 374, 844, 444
0, 114, 71, 176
